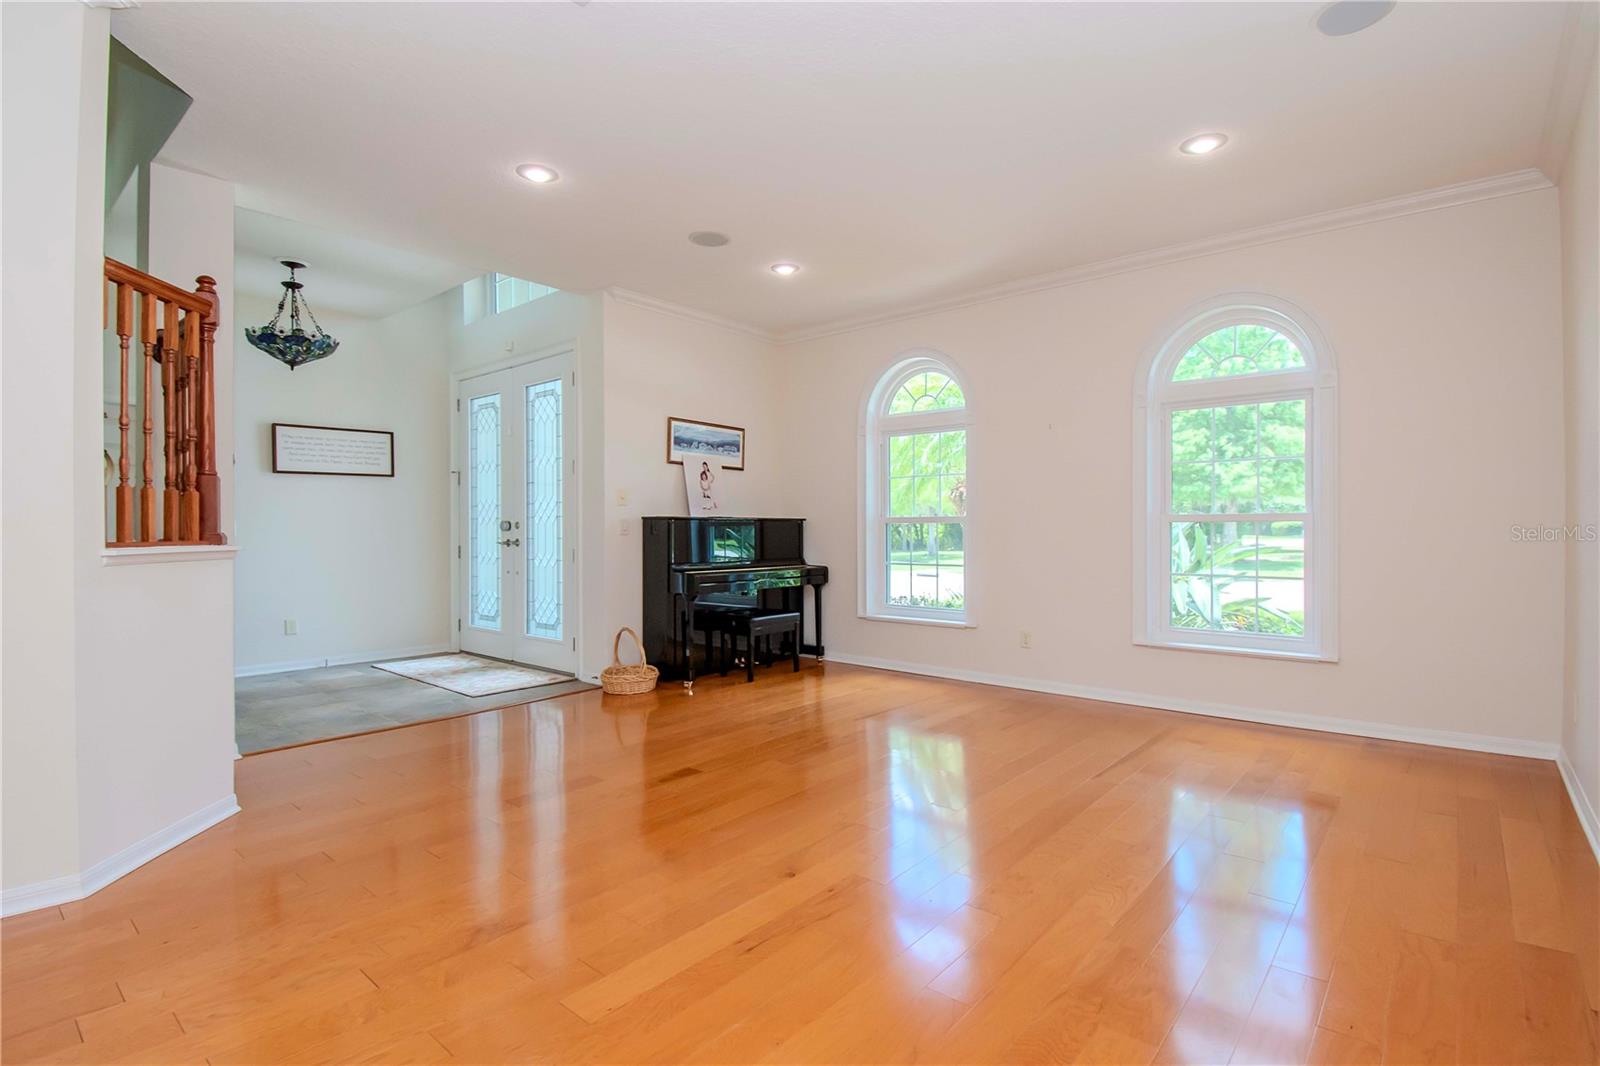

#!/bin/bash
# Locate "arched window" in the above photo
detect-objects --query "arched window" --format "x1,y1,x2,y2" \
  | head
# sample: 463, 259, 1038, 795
1135, 296, 1338, 659
863, 355, 971, 623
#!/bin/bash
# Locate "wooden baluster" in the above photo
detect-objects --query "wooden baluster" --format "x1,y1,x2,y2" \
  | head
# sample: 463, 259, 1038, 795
139, 291, 158, 542
114, 282, 134, 544
180, 307, 201, 541
175, 313, 190, 537
195, 276, 223, 544
161, 300, 180, 541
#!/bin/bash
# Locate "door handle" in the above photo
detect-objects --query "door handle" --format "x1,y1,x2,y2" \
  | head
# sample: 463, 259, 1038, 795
500, 538, 520, 547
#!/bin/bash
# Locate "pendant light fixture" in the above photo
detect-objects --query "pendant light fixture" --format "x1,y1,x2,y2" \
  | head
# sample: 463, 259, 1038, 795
246, 260, 339, 370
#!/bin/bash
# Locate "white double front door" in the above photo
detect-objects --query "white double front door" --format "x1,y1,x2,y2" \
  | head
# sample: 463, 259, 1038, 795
457, 352, 576, 673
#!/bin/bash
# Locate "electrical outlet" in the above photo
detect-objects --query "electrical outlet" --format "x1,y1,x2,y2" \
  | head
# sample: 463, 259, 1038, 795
619, 520, 631, 536
284, 619, 298, 636
1020, 630, 1032, 649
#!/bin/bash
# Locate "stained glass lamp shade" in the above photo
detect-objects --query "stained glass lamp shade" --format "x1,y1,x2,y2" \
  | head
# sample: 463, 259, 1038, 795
246, 260, 339, 370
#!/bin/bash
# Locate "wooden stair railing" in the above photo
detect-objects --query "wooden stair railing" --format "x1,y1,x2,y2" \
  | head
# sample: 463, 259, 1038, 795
103, 258, 225, 546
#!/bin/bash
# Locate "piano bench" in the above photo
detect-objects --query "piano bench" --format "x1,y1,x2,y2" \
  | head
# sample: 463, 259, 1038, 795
722, 610, 802, 682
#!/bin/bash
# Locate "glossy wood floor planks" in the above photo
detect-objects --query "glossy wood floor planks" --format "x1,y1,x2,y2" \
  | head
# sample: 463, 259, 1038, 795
2, 663, 1595, 1064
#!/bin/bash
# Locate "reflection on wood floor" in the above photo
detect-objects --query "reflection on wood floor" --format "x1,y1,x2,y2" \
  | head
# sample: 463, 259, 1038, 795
2, 663, 1595, 1064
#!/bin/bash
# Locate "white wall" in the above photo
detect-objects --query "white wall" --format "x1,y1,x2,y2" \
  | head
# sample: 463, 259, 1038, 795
234, 291, 454, 672
73, 141, 239, 880
780, 188, 1567, 751
1, 0, 98, 893
2, 9, 239, 911
1560, 54, 1599, 831
600, 296, 788, 646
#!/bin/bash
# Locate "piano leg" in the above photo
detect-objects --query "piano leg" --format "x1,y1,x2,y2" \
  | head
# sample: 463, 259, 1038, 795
683, 600, 697, 692
812, 585, 825, 659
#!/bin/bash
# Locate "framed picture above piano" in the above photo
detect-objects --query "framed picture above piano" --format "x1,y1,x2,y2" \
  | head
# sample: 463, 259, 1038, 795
666, 416, 745, 471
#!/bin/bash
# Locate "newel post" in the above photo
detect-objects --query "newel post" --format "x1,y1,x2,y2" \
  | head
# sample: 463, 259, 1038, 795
195, 275, 225, 545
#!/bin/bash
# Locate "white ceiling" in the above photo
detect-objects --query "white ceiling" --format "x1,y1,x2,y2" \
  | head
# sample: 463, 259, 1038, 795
235, 207, 475, 319
118, 2, 1584, 336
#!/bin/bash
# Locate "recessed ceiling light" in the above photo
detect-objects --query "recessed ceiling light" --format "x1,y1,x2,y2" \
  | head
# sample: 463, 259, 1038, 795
1178, 133, 1228, 156
1316, 1, 1395, 36
770, 262, 801, 277
515, 163, 560, 185
689, 231, 731, 247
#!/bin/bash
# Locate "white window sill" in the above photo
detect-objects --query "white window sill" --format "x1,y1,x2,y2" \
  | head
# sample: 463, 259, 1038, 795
859, 612, 975, 630
1135, 636, 1336, 663
101, 544, 239, 566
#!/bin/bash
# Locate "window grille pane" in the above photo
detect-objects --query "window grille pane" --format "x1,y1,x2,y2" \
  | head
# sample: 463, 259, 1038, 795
1170, 408, 1212, 464
1213, 404, 1258, 460
888, 371, 965, 414
1214, 461, 1258, 513
1172, 325, 1305, 381
888, 430, 966, 517
1171, 462, 1214, 513
525, 379, 562, 640
468, 395, 501, 629
1260, 401, 1306, 456
1172, 575, 1214, 629
1258, 521, 1305, 578
1259, 459, 1306, 512
1170, 520, 1306, 634
1257, 578, 1307, 635
1169, 400, 1306, 514
886, 522, 964, 611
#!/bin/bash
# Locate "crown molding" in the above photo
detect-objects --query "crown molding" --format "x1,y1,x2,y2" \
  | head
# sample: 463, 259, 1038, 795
606, 288, 779, 343
777, 168, 1554, 345
601, 169, 1553, 348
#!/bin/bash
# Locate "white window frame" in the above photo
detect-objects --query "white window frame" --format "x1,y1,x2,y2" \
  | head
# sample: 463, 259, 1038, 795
488, 273, 557, 315
860, 353, 975, 627
1133, 294, 1338, 661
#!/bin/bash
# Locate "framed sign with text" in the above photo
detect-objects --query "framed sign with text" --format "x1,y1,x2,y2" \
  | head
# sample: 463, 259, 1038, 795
271, 423, 395, 477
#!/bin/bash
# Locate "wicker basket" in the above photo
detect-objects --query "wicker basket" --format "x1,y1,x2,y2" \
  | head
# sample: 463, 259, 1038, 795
601, 627, 659, 695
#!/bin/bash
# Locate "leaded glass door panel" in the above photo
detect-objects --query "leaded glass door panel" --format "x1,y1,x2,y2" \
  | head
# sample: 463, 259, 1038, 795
457, 353, 576, 673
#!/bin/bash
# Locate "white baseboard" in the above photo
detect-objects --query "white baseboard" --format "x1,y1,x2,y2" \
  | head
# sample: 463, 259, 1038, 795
825, 653, 1561, 761
0, 872, 83, 921
1, 793, 240, 918
234, 655, 326, 677
1557, 746, 1600, 859
235, 643, 452, 678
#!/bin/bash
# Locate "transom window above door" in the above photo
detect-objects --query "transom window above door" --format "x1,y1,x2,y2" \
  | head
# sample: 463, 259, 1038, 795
490, 273, 558, 314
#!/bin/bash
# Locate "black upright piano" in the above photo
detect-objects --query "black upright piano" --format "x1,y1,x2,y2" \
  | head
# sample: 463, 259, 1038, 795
642, 517, 828, 684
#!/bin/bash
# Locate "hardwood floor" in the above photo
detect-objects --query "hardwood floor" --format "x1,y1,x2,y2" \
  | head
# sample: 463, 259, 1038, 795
3, 663, 1595, 1064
